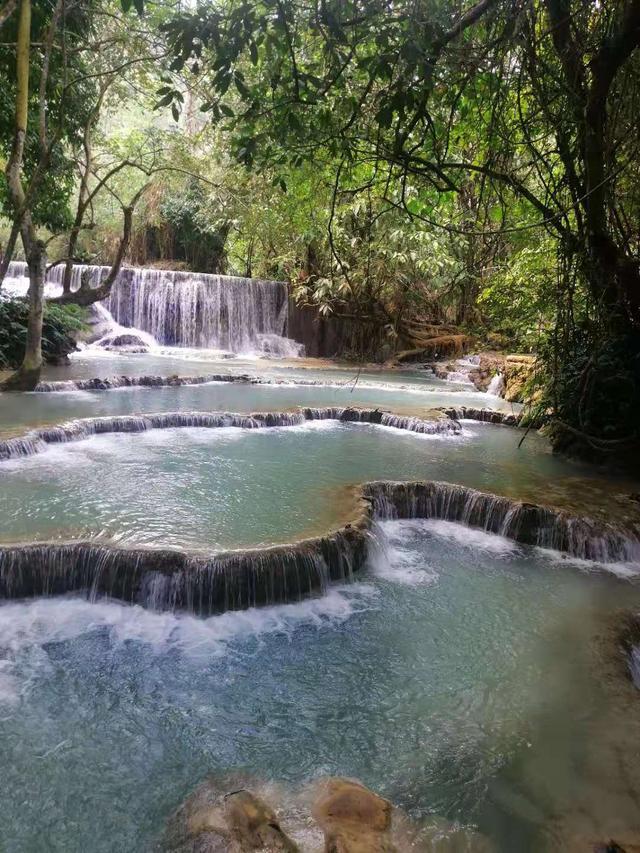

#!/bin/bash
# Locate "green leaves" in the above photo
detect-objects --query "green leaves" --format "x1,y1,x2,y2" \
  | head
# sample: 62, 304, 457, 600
155, 86, 183, 114
120, 0, 144, 15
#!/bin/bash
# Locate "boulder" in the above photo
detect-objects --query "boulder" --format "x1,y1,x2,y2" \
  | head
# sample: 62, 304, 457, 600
224, 790, 299, 852
468, 353, 507, 393
504, 354, 536, 403
311, 778, 396, 853
257, 334, 305, 358
165, 775, 497, 852
77, 303, 114, 344
98, 332, 149, 348
164, 780, 300, 853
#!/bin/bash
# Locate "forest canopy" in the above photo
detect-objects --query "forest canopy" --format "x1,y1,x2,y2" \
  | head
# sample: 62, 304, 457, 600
0, 0, 639, 458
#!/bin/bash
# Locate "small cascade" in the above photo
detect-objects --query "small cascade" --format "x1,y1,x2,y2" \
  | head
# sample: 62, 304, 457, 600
34, 372, 329, 392
0, 408, 461, 460
445, 354, 480, 385
379, 412, 460, 435
302, 407, 461, 435
35, 373, 255, 392
0, 528, 367, 615
441, 406, 521, 426
1, 478, 638, 614
363, 481, 640, 564
486, 373, 505, 397
4, 260, 301, 356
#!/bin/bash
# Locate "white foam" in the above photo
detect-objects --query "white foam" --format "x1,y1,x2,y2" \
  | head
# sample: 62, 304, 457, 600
419, 518, 519, 554
369, 522, 439, 586
536, 547, 640, 578
486, 373, 505, 397
1, 587, 377, 654
378, 518, 517, 556
0, 585, 377, 702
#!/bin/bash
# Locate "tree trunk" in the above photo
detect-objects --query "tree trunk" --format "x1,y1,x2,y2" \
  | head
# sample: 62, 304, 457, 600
0, 215, 21, 286
1, 239, 46, 391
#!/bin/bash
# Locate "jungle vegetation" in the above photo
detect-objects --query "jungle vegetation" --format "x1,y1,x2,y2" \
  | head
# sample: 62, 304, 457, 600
0, 0, 639, 459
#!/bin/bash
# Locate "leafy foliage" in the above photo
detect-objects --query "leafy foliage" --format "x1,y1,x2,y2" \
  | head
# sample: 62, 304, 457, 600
0, 298, 86, 368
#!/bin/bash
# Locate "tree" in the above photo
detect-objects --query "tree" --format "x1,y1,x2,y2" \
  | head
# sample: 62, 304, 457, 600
0, 0, 165, 388
160, 0, 640, 455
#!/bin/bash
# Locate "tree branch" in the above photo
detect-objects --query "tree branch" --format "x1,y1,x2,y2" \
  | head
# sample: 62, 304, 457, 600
0, 0, 17, 30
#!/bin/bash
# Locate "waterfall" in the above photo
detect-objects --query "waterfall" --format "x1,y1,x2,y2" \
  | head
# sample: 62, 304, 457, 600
486, 373, 505, 397
35, 373, 257, 392
363, 481, 640, 564
441, 406, 521, 427
0, 528, 368, 615
4, 261, 302, 356
1, 478, 638, 613
0, 408, 461, 461
443, 355, 480, 385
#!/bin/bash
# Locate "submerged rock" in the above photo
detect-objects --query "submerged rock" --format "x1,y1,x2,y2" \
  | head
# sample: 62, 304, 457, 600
224, 791, 299, 851
164, 776, 494, 852
257, 333, 305, 358
311, 777, 395, 852
164, 777, 311, 852
97, 332, 150, 352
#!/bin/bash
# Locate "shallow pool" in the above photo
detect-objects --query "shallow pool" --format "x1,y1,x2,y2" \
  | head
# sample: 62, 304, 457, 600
1, 521, 638, 851
0, 420, 612, 549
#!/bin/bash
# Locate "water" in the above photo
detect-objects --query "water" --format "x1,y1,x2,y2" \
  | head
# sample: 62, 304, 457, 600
2, 284, 639, 849
0, 367, 519, 437
486, 373, 505, 397
0, 421, 610, 550
1, 523, 639, 851
4, 261, 295, 355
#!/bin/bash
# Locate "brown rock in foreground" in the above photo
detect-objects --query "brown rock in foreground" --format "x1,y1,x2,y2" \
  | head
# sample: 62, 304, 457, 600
163, 774, 495, 852
164, 782, 300, 852
311, 778, 396, 853
224, 790, 299, 852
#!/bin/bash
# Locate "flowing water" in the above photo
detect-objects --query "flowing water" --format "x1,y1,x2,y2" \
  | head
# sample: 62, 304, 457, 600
0, 357, 519, 436
1, 522, 639, 851
4, 262, 296, 355
2, 274, 640, 851
0, 420, 617, 549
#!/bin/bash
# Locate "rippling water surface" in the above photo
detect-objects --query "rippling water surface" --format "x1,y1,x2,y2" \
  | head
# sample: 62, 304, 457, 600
1, 352, 639, 852
0, 420, 610, 548
1, 522, 639, 851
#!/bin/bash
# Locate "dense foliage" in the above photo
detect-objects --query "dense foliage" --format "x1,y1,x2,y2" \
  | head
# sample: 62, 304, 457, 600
155, 0, 640, 456
0, 298, 85, 368
1, 0, 639, 456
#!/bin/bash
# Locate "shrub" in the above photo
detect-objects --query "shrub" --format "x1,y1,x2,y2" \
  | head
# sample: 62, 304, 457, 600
0, 297, 87, 368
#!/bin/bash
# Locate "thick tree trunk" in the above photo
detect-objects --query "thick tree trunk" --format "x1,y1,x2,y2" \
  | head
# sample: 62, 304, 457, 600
1, 239, 46, 391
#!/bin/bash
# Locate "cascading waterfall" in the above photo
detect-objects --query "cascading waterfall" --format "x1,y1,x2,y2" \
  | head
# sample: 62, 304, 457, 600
441, 405, 521, 426
33, 372, 330, 392
106, 265, 291, 352
4, 260, 303, 356
0, 527, 368, 615
0, 407, 461, 461
486, 373, 505, 397
0, 478, 638, 614
364, 480, 640, 564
